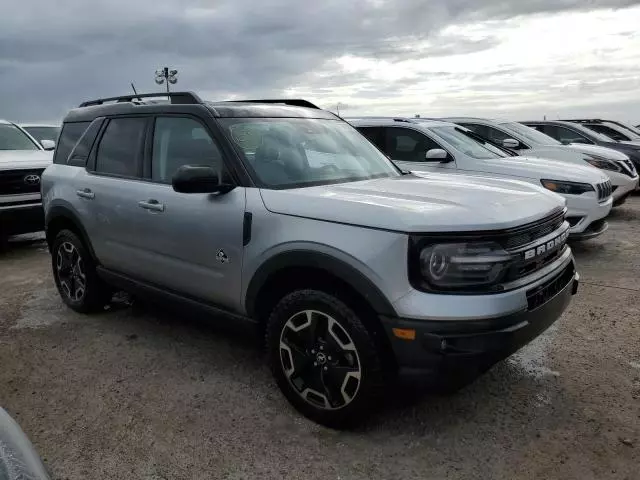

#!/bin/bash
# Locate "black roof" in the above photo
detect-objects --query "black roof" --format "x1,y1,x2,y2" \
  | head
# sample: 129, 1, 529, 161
63, 91, 338, 123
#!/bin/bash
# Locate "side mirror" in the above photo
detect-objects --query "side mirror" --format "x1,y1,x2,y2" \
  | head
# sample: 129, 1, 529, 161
502, 138, 520, 149
425, 148, 450, 162
40, 139, 56, 150
172, 165, 235, 194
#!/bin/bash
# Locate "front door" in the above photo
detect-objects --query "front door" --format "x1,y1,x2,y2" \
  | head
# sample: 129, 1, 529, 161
383, 126, 456, 173
132, 115, 246, 310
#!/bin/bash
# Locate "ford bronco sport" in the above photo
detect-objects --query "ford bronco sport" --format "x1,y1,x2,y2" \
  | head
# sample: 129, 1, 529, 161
42, 92, 578, 427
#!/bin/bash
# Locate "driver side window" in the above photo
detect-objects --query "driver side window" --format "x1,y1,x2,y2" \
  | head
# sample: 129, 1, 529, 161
384, 127, 441, 162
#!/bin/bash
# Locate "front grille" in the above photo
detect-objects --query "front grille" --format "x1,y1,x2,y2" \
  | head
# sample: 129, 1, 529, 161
595, 180, 612, 201
526, 262, 575, 310
0, 169, 44, 196
620, 160, 637, 177
503, 209, 565, 250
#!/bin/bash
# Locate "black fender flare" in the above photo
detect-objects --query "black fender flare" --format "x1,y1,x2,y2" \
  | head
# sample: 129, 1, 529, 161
244, 250, 397, 318
45, 204, 97, 261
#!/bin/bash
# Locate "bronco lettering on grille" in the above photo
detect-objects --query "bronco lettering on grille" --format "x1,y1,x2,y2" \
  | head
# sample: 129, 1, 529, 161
523, 229, 569, 261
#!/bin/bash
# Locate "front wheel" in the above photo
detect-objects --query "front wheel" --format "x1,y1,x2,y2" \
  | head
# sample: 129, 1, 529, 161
266, 290, 385, 428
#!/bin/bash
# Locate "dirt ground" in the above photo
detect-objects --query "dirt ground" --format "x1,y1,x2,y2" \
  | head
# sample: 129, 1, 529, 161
1, 199, 639, 480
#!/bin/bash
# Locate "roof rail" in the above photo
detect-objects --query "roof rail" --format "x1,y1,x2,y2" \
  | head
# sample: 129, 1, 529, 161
224, 99, 321, 109
79, 91, 203, 107
561, 119, 603, 123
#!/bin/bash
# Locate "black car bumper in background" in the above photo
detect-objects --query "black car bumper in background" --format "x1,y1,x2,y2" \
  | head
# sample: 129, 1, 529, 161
0, 203, 44, 236
382, 264, 578, 391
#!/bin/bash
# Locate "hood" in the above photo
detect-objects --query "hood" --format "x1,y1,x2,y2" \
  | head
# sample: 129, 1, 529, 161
477, 155, 609, 184
564, 144, 629, 161
0, 150, 52, 170
259, 174, 565, 233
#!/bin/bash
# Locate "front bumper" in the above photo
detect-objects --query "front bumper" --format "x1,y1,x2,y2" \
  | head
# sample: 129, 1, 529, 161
383, 261, 578, 390
611, 175, 638, 205
564, 193, 612, 238
0, 201, 44, 236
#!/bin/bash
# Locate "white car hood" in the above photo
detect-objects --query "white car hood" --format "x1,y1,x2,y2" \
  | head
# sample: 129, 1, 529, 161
0, 150, 53, 170
260, 174, 565, 233
477, 155, 609, 184
566, 143, 629, 161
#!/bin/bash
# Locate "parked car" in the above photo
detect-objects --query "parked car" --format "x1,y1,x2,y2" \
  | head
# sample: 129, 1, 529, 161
0, 407, 50, 479
443, 117, 638, 206
0, 119, 53, 240
20, 124, 61, 149
350, 117, 612, 240
522, 120, 640, 172
561, 119, 640, 142
42, 92, 579, 427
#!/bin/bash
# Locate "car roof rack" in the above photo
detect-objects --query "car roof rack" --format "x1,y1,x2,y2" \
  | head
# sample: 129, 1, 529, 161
223, 99, 321, 109
561, 119, 604, 123
345, 116, 418, 124
79, 91, 203, 107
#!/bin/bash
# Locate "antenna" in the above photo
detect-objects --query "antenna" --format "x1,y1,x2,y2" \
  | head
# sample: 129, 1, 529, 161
131, 82, 141, 101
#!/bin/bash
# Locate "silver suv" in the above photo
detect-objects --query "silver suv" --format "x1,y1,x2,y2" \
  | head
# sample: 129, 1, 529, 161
42, 92, 578, 427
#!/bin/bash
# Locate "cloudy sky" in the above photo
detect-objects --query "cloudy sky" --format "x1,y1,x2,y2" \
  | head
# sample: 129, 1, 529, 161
2, 0, 640, 123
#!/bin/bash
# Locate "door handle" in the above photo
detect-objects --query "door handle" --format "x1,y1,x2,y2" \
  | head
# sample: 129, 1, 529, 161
138, 199, 165, 212
76, 188, 95, 200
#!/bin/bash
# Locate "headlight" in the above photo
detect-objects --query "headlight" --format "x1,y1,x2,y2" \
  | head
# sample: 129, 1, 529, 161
583, 155, 621, 172
540, 179, 594, 195
417, 242, 512, 290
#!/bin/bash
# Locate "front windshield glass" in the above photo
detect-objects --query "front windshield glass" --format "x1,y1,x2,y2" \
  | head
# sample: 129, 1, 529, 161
429, 126, 506, 159
219, 118, 400, 188
0, 124, 39, 151
23, 126, 61, 143
501, 121, 562, 146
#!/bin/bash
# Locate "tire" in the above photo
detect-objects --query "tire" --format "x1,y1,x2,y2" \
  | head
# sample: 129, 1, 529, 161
51, 229, 112, 313
266, 289, 385, 428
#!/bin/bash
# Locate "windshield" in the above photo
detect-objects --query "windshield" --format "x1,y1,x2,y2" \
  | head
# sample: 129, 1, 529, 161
23, 126, 60, 143
219, 118, 400, 188
0, 124, 39, 151
428, 126, 507, 159
500, 121, 562, 146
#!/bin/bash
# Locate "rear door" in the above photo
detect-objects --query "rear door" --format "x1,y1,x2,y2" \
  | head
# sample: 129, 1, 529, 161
78, 116, 150, 272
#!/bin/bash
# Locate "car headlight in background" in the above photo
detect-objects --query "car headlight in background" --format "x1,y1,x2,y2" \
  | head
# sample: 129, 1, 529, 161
583, 155, 621, 172
417, 242, 512, 290
540, 179, 595, 195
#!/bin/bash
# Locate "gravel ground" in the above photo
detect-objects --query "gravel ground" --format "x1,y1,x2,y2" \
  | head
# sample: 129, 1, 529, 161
1, 199, 639, 480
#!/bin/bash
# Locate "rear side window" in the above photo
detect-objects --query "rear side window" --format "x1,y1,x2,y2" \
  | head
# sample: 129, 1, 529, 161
53, 122, 90, 164
67, 119, 104, 167
357, 126, 385, 150
95, 117, 146, 177
586, 124, 630, 141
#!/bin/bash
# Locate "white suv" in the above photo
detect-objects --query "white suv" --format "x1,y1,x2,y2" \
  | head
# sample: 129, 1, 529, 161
444, 117, 638, 206
0, 119, 53, 239
350, 117, 613, 240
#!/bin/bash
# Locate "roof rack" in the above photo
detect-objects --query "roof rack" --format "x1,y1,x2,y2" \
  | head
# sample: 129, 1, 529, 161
561, 119, 604, 123
79, 91, 203, 107
344, 116, 418, 124
224, 99, 321, 109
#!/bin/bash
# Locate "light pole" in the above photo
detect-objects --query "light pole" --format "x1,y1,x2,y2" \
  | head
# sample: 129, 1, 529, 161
155, 67, 178, 94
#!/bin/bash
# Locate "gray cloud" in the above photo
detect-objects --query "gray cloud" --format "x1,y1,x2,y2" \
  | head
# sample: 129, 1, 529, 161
0, 0, 639, 122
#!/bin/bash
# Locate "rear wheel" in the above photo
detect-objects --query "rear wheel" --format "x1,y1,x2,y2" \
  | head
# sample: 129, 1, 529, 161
51, 229, 112, 313
266, 289, 385, 428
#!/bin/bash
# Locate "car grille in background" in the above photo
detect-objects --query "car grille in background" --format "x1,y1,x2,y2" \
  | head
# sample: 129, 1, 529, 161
0, 169, 44, 196
526, 262, 575, 310
503, 208, 566, 250
595, 180, 612, 201
620, 160, 637, 177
